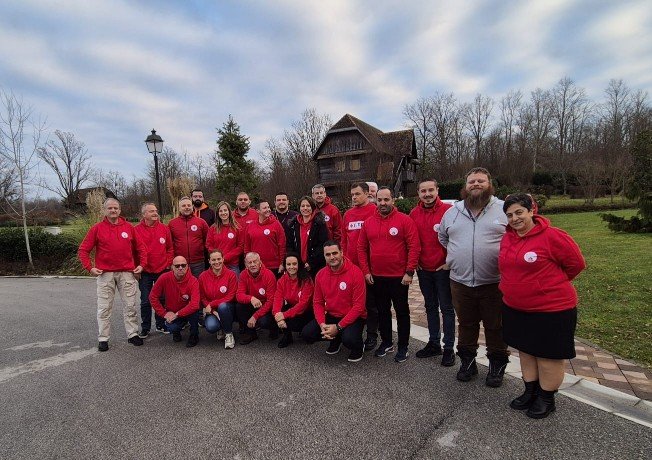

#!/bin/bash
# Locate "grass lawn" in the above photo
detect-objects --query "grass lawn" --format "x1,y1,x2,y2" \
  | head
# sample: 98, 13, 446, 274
548, 209, 651, 367
545, 195, 635, 208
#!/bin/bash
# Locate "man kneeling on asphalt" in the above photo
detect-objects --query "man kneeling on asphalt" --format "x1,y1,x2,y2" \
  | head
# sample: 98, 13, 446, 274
301, 241, 366, 362
149, 256, 201, 348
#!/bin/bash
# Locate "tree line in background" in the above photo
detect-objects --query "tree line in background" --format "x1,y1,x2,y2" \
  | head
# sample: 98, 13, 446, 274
2, 76, 651, 229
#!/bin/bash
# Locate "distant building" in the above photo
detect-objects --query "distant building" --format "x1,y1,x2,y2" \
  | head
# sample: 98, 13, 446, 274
72, 187, 116, 212
313, 114, 419, 199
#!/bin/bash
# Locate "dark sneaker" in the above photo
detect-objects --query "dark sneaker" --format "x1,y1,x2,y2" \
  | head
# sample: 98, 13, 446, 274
172, 332, 183, 342
269, 329, 279, 340
239, 332, 258, 345
347, 349, 364, 362
186, 334, 199, 348
456, 354, 478, 381
128, 336, 144, 346
374, 341, 394, 358
441, 349, 456, 367
98, 341, 109, 352
138, 330, 150, 339
415, 341, 442, 358
363, 336, 377, 352
394, 347, 409, 363
156, 325, 170, 334
326, 339, 342, 355
486, 356, 509, 388
277, 332, 293, 349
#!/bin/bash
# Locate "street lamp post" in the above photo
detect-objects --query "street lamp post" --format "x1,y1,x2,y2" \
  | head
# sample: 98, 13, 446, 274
145, 129, 164, 216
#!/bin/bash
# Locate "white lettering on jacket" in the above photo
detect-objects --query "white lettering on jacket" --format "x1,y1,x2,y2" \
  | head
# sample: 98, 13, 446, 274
348, 221, 363, 230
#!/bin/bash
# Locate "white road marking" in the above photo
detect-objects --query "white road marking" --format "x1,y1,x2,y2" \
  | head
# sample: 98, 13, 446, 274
6, 340, 71, 351
436, 430, 460, 448
0, 348, 97, 383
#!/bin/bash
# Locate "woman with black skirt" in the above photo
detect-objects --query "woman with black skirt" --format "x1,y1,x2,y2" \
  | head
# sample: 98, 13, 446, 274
499, 193, 586, 419
287, 196, 329, 278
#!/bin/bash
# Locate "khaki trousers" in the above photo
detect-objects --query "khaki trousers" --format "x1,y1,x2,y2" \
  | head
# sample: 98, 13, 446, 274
96, 271, 139, 341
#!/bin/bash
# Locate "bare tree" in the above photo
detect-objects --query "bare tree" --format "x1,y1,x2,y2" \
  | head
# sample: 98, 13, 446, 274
461, 93, 494, 162
520, 88, 553, 174
0, 154, 18, 203
404, 97, 435, 176
429, 93, 460, 179
0, 90, 46, 268
38, 130, 93, 209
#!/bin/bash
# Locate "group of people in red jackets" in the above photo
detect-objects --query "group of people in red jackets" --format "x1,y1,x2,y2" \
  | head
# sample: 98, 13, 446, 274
79, 171, 585, 420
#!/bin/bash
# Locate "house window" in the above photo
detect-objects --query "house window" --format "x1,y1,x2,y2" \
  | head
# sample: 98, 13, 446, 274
350, 158, 361, 171
335, 159, 346, 172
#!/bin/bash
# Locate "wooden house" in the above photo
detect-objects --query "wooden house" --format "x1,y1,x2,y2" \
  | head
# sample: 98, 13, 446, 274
313, 114, 419, 199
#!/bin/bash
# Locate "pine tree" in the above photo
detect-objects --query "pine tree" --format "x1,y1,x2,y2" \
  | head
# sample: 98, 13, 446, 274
214, 115, 258, 201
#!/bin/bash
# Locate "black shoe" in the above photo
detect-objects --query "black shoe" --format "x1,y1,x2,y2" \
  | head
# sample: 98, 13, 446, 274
485, 354, 509, 388
394, 347, 409, 363
511, 380, 539, 410
138, 330, 150, 339
456, 351, 478, 381
526, 389, 557, 419
98, 341, 109, 352
173, 332, 182, 342
326, 338, 342, 355
415, 341, 442, 358
374, 341, 395, 358
239, 332, 258, 345
363, 336, 377, 352
441, 349, 456, 367
128, 336, 144, 346
186, 334, 199, 348
269, 329, 279, 340
347, 349, 364, 362
278, 332, 293, 349
156, 325, 170, 334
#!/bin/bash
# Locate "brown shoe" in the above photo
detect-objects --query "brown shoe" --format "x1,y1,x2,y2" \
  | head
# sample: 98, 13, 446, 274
239, 332, 258, 345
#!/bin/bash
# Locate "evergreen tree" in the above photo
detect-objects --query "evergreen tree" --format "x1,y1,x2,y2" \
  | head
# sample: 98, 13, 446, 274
214, 115, 258, 201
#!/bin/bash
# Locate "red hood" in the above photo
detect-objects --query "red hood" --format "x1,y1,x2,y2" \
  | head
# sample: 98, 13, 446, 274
374, 206, 398, 219
416, 197, 444, 212
505, 214, 550, 238
318, 196, 333, 208
175, 268, 194, 285
257, 214, 279, 226
103, 216, 128, 226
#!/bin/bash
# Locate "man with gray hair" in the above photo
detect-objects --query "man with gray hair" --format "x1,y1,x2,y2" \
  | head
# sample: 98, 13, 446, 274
366, 181, 378, 203
78, 198, 148, 351
168, 196, 209, 279
312, 183, 342, 243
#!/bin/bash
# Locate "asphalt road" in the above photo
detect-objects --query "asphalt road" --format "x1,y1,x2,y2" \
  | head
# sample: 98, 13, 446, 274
0, 278, 650, 460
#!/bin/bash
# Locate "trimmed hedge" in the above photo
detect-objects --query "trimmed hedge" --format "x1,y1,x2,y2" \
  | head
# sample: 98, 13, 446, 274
0, 227, 79, 274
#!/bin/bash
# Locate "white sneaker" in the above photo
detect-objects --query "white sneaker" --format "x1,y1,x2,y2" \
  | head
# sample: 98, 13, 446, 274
216, 330, 226, 341
225, 333, 235, 349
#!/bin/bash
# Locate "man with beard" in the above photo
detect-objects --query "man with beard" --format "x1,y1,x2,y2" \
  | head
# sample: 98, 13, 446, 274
191, 188, 216, 227
168, 196, 209, 279
366, 181, 378, 204
272, 191, 298, 239
311, 184, 342, 243
233, 191, 258, 229
438, 167, 510, 387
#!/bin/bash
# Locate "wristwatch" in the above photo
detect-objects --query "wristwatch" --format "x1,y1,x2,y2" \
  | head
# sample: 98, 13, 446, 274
336, 323, 343, 333
405, 270, 415, 277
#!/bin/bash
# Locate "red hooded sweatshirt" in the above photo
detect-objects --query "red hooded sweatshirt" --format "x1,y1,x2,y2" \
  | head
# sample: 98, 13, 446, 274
317, 196, 342, 243
357, 207, 421, 277
409, 198, 451, 271
272, 273, 314, 318
205, 224, 243, 267
133, 219, 173, 274
149, 269, 200, 318
78, 217, 147, 272
341, 202, 376, 267
313, 258, 367, 327
498, 215, 586, 313
168, 214, 209, 264
244, 215, 286, 270
233, 208, 258, 229
198, 267, 238, 312
236, 265, 277, 319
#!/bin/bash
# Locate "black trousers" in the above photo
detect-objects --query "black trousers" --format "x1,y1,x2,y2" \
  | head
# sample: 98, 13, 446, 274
301, 315, 364, 352
236, 303, 278, 335
371, 276, 410, 349
365, 284, 378, 338
261, 303, 314, 333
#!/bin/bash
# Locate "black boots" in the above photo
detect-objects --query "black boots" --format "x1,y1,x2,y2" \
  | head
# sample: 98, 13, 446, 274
527, 388, 557, 419
510, 380, 539, 410
485, 353, 509, 388
456, 350, 478, 381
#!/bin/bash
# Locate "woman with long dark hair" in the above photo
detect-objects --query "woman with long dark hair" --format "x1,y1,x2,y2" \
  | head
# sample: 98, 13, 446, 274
206, 201, 243, 276
287, 196, 329, 278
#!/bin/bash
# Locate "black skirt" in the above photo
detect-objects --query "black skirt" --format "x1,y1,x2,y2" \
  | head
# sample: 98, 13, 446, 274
502, 304, 577, 359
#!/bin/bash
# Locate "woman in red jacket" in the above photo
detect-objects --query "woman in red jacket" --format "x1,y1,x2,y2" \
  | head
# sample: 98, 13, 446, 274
268, 253, 315, 348
286, 196, 329, 279
199, 249, 238, 349
206, 201, 243, 276
499, 193, 586, 419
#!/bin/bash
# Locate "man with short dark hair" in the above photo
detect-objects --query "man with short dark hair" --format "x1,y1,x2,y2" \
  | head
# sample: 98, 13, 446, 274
168, 196, 209, 279
272, 191, 298, 239
78, 198, 147, 351
233, 191, 258, 229
302, 241, 366, 362
438, 167, 510, 387
191, 188, 216, 227
312, 184, 342, 243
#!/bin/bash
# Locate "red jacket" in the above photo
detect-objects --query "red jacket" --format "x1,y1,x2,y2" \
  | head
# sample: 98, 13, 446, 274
341, 202, 376, 267
317, 197, 342, 243
134, 220, 173, 274
272, 274, 314, 319
357, 207, 421, 277
409, 198, 451, 271
198, 268, 238, 312
313, 258, 366, 327
236, 266, 277, 319
149, 270, 200, 318
205, 224, 243, 267
244, 215, 286, 270
78, 217, 147, 272
168, 215, 209, 264
233, 208, 258, 229
498, 216, 586, 313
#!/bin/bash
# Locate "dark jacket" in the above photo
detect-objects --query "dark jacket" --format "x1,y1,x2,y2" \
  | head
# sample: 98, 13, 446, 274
287, 212, 329, 276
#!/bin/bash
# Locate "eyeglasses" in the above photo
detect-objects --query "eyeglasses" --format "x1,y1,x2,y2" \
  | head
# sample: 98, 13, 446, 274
173, 264, 187, 269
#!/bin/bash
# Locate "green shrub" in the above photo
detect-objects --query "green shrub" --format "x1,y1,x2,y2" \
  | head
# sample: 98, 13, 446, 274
394, 198, 417, 214
438, 180, 464, 200
0, 227, 79, 274
600, 213, 652, 233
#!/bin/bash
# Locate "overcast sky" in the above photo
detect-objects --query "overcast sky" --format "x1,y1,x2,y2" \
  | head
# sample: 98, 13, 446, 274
1, 0, 651, 188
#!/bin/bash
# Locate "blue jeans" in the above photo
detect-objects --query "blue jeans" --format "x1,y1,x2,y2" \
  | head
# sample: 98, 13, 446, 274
139, 271, 166, 332
204, 302, 235, 333
417, 269, 455, 349
166, 310, 200, 336
228, 264, 241, 278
